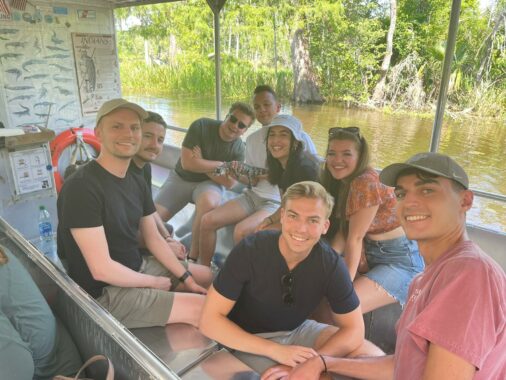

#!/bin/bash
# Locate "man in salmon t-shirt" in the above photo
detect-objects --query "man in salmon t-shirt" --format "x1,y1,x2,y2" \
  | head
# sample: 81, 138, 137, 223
262, 152, 506, 380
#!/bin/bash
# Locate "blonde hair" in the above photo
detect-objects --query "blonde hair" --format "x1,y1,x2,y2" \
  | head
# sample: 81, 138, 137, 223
281, 181, 334, 219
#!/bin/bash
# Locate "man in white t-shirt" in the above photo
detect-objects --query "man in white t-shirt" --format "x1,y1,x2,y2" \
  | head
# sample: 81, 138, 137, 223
195, 85, 317, 266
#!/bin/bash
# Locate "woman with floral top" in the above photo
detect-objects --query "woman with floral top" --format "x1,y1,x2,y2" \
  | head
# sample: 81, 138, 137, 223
322, 127, 424, 313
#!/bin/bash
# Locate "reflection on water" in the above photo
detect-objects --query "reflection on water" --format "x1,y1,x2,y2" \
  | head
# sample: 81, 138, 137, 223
125, 94, 506, 232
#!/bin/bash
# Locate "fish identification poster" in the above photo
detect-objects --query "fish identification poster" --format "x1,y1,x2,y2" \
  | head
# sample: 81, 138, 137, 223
71, 33, 121, 116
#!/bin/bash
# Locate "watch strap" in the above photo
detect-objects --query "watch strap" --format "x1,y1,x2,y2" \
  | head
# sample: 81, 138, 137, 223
178, 270, 192, 283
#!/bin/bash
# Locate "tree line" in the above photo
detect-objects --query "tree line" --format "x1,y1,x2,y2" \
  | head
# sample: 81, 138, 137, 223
115, 0, 506, 118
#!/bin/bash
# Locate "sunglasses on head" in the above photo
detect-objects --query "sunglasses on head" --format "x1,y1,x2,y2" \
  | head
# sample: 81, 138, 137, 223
228, 114, 248, 130
328, 126, 361, 138
281, 272, 295, 306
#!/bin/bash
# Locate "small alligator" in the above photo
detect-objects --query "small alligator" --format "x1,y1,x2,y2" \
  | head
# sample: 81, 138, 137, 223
214, 162, 269, 189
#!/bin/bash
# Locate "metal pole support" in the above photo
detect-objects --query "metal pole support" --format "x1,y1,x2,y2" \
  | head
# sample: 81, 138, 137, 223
206, 0, 227, 120
430, 0, 462, 152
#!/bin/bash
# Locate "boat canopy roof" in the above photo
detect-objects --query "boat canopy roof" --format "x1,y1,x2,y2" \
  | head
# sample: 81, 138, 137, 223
94, 0, 226, 11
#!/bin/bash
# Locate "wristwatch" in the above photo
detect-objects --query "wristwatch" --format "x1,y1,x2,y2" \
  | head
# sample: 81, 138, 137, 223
178, 270, 192, 283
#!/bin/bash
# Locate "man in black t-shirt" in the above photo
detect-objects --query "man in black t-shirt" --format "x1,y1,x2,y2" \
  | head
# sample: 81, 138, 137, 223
57, 98, 213, 329
200, 181, 379, 375
155, 102, 255, 266
129, 111, 186, 259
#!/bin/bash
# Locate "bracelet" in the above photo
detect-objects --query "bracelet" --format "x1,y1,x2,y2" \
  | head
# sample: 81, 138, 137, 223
319, 354, 328, 373
178, 270, 192, 283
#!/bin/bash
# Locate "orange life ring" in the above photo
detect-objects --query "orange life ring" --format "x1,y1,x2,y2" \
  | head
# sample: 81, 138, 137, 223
50, 127, 101, 192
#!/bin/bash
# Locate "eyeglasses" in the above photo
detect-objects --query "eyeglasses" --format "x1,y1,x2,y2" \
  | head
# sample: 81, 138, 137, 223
228, 114, 248, 130
281, 273, 294, 305
328, 127, 361, 138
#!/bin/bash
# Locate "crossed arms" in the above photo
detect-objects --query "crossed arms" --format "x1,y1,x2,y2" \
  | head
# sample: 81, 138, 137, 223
180, 145, 237, 188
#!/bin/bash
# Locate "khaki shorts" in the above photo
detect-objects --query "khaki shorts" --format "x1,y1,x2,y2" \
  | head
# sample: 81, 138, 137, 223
97, 257, 188, 328
232, 319, 331, 374
155, 169, 223, 216
235, 189, 279, 215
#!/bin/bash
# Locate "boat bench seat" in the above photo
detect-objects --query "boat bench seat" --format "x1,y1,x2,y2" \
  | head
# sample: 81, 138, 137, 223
131, 324, 259, 379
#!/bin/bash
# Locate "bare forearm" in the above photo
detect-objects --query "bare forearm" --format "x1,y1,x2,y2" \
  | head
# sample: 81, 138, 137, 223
316, 327, 363, 357
344, 238, 363, 280
181, 157, 223, 173
146, 236, 186, 279
268, 208, 281, 224
93, 259, 157, 288
154, 212, 171, 238
200, 315, 277, 358
325, 354, 394, 380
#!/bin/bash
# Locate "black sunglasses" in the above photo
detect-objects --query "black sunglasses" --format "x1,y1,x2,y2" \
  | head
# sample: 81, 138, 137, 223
228, 114, 248, 130
281, 273, 295, 305
328, 126, 361, 138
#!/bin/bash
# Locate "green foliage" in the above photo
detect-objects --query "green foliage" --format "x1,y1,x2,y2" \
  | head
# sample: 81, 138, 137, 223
115, 0, 506, 116
119, 54, 291, 99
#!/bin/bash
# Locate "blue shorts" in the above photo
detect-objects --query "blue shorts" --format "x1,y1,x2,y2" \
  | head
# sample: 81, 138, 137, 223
363, 236, 424, 306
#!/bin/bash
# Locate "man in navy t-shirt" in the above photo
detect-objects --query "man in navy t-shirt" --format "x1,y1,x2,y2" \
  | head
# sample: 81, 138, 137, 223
200, 181, 380, 375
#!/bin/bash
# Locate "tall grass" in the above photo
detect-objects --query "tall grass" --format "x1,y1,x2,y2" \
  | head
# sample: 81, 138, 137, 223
119, 54, 293, 99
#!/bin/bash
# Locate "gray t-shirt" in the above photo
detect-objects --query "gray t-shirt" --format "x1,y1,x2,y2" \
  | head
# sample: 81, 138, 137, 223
175, 118, 245, 182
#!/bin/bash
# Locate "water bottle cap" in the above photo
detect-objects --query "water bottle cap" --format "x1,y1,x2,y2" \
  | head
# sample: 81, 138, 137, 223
39, 205, 45, 210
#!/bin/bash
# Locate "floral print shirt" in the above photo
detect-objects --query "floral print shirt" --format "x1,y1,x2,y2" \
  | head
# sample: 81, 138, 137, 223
345, 168, 400, 234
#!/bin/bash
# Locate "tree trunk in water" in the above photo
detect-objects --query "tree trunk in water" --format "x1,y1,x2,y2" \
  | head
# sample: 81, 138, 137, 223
476, 10, 505, 83
291, 28, 324, 104
371, 0, 397, 105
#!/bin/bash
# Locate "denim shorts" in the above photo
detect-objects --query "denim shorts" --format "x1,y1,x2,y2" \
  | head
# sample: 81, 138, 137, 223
363, 236, 424, 306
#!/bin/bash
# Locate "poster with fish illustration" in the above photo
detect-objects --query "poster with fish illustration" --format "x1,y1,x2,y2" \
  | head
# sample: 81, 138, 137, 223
71, 33, 121, 115
1, 24, 81, 129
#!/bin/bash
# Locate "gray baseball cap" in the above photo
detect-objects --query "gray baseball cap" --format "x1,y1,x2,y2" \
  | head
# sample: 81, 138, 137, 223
380, 152, 469, 189
265, 114, 305, 147
96, 98, 148, 125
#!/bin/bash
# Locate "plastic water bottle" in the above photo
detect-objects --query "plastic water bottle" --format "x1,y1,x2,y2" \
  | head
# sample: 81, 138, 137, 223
38, 205, 55, 257
38, 205, 53, 241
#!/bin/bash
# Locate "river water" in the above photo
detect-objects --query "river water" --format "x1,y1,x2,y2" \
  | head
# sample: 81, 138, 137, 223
125, 94, 506, 233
